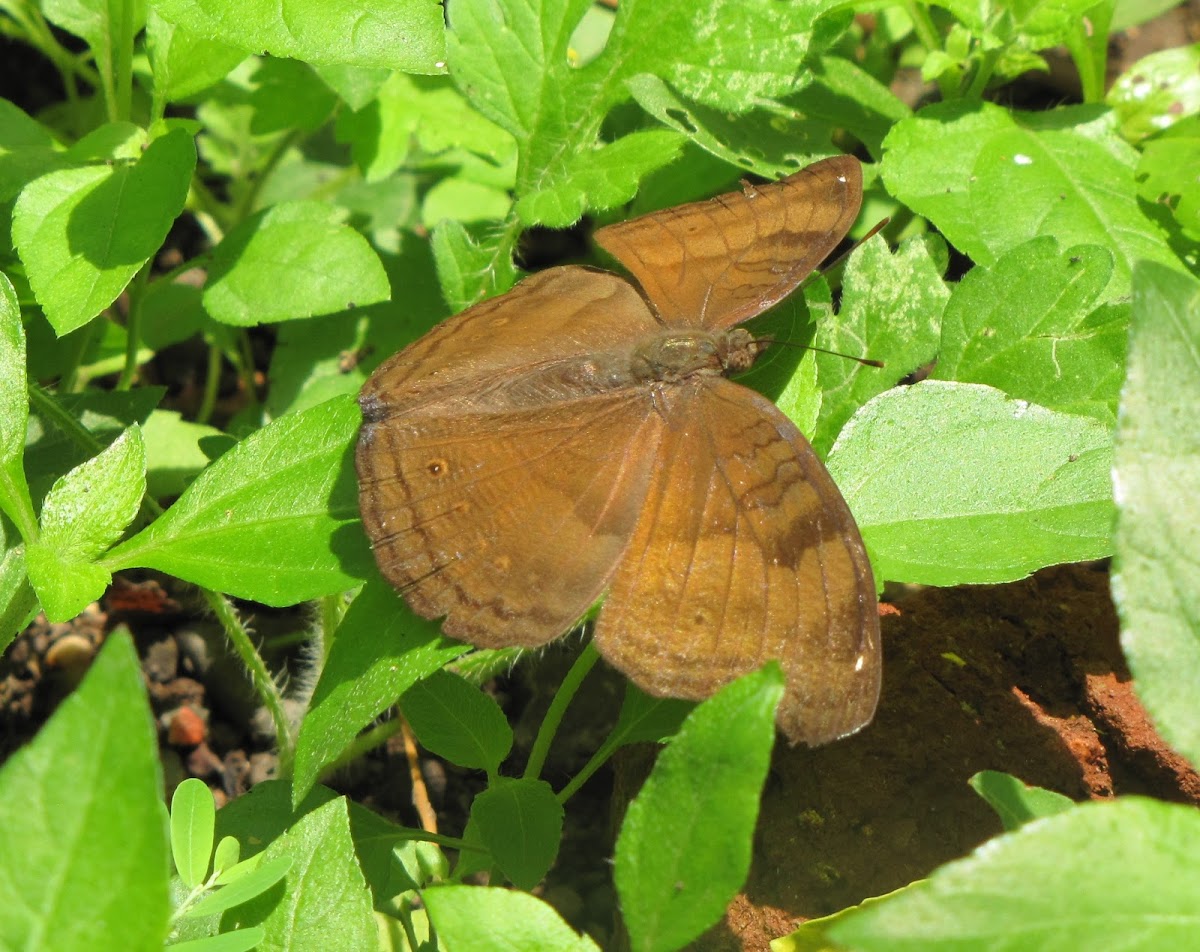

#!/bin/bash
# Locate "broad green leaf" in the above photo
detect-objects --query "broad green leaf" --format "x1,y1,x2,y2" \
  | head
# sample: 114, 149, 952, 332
104, 395, 371, 605
0, 633, 168, 951
221, 798, 375, 945
292, 581, 466, 805
13, 126, 196, 334
829, 798, 1200, 951
422, 178, 513, 228
1107, 43, 1200, 142
148, 0, 447, 73
830, 381, 1114, 585
1138, 134, 1200, 242
172, 778, 217, 888
202, 201, 390, 326
145, 8, 247, 103
969, 771, 1074, 831
26, 425, 146, 621
424, 885, 600, 952
514, 128, 686, 227
0, 273, 33, 541
880, 100, 1183, 298
625, 73, 841, 178
935, 238, 1127, 426
0, 100, 65, 203
616, 665, 783, 952
400, 669, 513, 774
470, 778, 562, 890
811, 233, 948, 456
265, 237, 445, 418
1112, 262, 1200, 769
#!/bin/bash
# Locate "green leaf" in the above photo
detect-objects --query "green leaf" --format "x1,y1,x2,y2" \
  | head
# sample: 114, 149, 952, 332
172, 778, 217, 888
202, 201, 390, 326
104, 395, 371, 606
24, 387, 163, 508
291, 580, 466, 805
609, 685, 693, 748
829, 798, 1200, 950
26, 425, 146, 621
615, 664, 783, 952
0, 633, 168, 950
142, 409, 224, 499
969, 771, 1074, 832
1112, 262, 1200, 770
13, 126, 196, 334
167, 928, 266, 952
1107, 43, 1200, 143
830, 381, 1114, 586
514, 128, 686, 227
470, 778, 562, 890
935, 238, 1127, 426
400, 669, 513, 774
880, 100, 1184, 298
431, 219, 520, 313
145, 8, 247, 103
0, 273, 34, 543
0, 517, 38, 652
1138, 133, 1200, 242
149, 0, 447, 73
184, 856, 291, 918
0, 100, 65, 203
424, 885, 600, 952
220, 798, 375, 945
811, 233, 949, 456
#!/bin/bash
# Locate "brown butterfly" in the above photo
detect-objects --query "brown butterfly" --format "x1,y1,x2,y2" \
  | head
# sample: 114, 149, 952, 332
356, 155, 880, 745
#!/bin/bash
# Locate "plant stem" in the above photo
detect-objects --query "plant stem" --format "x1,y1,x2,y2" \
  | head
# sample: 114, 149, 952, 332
203, 588, 295, 769
115, 263, 151, 390
524, 640, 599, 781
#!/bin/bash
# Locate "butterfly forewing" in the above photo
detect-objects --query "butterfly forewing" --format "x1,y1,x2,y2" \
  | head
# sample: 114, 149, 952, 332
593, 378, 880, 745
594, 155, 862, 331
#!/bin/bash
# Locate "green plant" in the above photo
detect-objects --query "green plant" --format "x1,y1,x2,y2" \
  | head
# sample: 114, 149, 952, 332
1, 0, 1198, 950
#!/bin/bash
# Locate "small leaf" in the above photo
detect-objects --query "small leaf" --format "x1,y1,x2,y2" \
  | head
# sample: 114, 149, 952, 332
0, 273, 34, 543
424, 885, 600, 952
1107, 44, 1200, 142
26, 425, 146, 621
212, 836, 241, 877
470, 778, 563, 891
172, 778, 217, 888
145, 8, 247, 103
615, 664, 783, 952
1112, 262, 1200, 769
831, 381, 1114, 586
401, 669, 513, 774
203, 201, 389, 326
0, 633, 168, 950
969, 771, 1075, 831
609, 685, 693, 748
185, 856, 292, 919
829, 798, 1200, 951
166, 927, 266, 952
104, 395, 371, 606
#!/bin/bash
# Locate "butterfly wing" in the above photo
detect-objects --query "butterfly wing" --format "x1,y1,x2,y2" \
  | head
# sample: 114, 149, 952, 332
594, 155, 862, 331
593, 377, 880, 745
357, 267, 667, 647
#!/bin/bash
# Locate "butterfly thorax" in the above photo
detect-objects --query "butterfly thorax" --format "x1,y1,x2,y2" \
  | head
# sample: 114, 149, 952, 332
630, 327, 762, 383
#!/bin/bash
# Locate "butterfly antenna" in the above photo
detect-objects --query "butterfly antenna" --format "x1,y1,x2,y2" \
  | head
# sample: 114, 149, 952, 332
760, 337, 884, 369
799, 217, 890, 293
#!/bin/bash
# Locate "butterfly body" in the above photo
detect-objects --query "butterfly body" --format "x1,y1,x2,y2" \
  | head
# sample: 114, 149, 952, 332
357, 155, 881, 745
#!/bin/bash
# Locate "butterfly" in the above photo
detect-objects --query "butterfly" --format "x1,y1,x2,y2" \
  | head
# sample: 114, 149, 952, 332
356, 155, 880, 744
